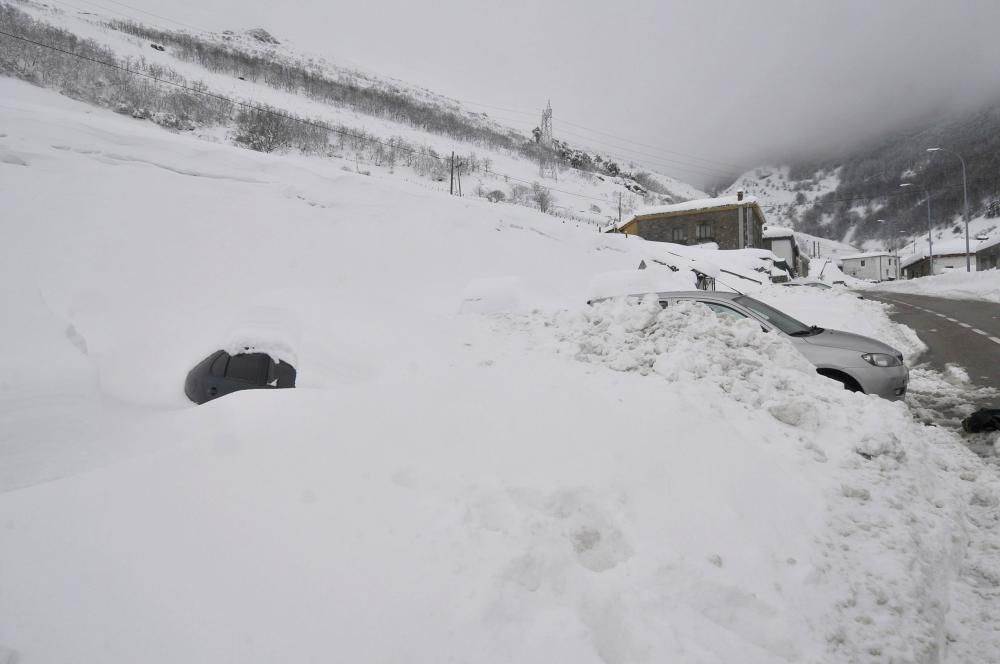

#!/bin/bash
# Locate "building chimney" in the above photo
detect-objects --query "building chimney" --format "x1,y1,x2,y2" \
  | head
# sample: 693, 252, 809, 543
737, 189, 744, 202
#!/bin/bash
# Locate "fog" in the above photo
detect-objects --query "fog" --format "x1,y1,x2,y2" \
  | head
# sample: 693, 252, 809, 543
89, 0, 1000, 188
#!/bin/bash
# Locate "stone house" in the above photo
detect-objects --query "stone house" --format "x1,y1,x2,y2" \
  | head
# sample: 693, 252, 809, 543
612, 191, 765, 250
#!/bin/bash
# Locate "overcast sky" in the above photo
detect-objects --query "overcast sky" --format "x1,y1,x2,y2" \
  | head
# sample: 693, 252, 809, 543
103, 0, 1000, 187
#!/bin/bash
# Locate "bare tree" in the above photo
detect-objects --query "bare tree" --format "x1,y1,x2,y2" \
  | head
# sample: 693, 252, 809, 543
532, 182, 553, 212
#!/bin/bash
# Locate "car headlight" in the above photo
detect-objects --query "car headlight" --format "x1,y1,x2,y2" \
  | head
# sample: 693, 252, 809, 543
861, 353, 902, 368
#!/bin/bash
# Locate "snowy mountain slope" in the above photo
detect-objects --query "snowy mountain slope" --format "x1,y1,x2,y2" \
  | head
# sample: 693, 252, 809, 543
721, 100, 1000, 252
720, 166, 864, 262
3, 0, 707, 223
2, 77, 1000, 663
724, 165, 841, 225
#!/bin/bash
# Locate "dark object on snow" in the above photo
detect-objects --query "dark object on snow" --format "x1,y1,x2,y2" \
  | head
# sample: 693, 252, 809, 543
962, 409, 1000, 433
185, 350, 296, 404
150, 43, 166, 51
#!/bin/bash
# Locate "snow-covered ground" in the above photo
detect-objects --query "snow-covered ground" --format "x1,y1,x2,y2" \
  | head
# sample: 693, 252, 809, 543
3, 78, 1000, 664
862, 268, 1000, 303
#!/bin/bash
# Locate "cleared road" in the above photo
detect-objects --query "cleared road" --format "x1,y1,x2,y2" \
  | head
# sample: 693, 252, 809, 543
864, 291, 1000, 389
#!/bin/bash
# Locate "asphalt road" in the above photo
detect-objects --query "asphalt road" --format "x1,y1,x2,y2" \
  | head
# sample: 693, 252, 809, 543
864, 291, 1000, 389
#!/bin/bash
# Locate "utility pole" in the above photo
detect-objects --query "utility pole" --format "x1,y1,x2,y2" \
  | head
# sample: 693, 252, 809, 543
617, 192, 622, 229
455, 160, 464, 197
450, 151, 455, 196
927, 147, 970, 271
900, 182, 933, 276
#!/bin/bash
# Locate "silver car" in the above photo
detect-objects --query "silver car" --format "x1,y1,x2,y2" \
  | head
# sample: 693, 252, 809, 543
652, 291, 909, 400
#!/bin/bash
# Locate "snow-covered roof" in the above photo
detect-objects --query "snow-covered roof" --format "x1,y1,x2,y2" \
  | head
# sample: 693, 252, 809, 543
899, 238, 985, 268
630, 195, 759, 220
840, 252, 892, 261
976, 235, 1000, 252
763, 226, 794, 239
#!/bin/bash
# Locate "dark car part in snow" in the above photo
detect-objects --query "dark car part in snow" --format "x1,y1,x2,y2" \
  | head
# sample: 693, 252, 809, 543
185, 350, 296, 405
962, 409, 1000, 433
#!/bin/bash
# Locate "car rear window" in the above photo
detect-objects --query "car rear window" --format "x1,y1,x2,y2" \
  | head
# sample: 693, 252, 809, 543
226, 353, 271, 383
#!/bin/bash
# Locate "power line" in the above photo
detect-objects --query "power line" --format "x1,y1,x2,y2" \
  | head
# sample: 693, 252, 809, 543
456, 102, 745, 179
43, 0, 212, 33
98, 0, 208, 32
458, 98, 745, 171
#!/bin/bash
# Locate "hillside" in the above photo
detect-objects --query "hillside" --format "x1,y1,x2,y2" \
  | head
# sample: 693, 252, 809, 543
0, 0, 706, 226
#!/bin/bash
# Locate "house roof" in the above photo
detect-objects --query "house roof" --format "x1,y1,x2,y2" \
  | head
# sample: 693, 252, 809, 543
763, 226, 794, 239
633, 195, 758, 218
900, 238, 985, 268
616, 195, 762, 230
976, 235, 1000, 252
840, 252, 893, 261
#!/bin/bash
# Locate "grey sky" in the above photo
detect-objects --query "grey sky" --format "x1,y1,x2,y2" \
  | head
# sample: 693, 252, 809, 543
115, 0, 1000, 187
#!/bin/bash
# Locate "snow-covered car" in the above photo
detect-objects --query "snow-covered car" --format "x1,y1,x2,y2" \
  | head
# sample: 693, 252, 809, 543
603, 291, 909, 400
185, 350, 296, 404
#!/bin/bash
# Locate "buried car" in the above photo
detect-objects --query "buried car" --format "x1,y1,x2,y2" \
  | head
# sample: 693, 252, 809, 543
185, 349, 296, 404
602, 291, 908, 400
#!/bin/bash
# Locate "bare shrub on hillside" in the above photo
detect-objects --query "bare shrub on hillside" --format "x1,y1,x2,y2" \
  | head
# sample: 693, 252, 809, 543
0, 4, 232, 128
532, 182, 553, 213
234, 107, 293, 152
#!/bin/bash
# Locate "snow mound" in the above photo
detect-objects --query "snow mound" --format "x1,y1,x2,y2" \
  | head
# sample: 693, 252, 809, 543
866, 268, 1000, 303
558, 297, 814, 397
585, 268, 695, 302
460, 276, 526, 314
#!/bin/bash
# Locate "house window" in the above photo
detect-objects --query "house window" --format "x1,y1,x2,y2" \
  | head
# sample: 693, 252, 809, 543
671, 227, 686, 242
696, 222, 713, 239
860, 260, 866, 267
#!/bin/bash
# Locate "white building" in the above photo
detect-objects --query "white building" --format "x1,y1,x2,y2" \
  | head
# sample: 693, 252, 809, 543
762, 226, 809, 277
839, 252, 899, 281
899, 238, 979, 279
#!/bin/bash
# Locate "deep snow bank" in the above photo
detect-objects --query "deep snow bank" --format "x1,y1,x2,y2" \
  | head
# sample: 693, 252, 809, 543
2, 78, 999, 663
861, 269, 1000, 303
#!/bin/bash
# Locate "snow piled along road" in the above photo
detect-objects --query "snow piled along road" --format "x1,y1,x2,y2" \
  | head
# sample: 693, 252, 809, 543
1, 78, 1000, 663
859, 268, 1000, 304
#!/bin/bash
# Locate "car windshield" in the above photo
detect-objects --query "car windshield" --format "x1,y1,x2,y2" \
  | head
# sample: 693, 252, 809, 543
733, 296, 814, 335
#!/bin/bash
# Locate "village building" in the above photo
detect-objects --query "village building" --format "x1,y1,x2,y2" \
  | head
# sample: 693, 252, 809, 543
840, 252, 899, 281
612, 191, 765, 251
762, 226, 809, 278
976, 236, 1000, 271
900, 239, 978, 279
